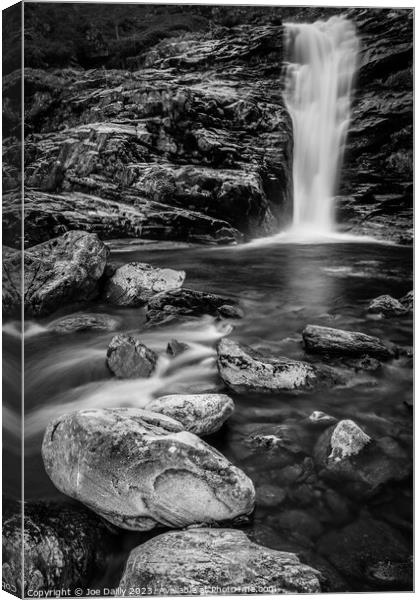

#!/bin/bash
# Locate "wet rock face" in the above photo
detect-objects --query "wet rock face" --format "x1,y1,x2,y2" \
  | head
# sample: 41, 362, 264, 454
42, 408, 255, 530
106, 334, 158, 379
217, 338, 319, 393
338, 9, 413, 243
147, 288, 242, 324
302, 324, 396, 360
2, 498, 114, 596
7, 22, 293, 247
314, 419, 411, 498
146, 393, 234, 436
119, 528, 321, 593
4, 230, 108, 317
104, 262, 185, 307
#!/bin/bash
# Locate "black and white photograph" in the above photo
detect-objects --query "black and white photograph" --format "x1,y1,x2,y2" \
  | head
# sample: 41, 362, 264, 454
2, 0, 414, 597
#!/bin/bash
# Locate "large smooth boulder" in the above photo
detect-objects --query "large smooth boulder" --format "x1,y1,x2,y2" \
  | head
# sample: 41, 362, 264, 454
42, 408, 255, 530
106, 334, 157, 379
147, 288, 243, 324
119, 529, 321, 593
2, 498, 114, 596
5, 231, 108, 317
314, 419, 411, 498
146, 393, 234, 436
302, 325, 396, 360
368, 294, 407, 317
103, 262, 185, 306
217, 338, 322, 393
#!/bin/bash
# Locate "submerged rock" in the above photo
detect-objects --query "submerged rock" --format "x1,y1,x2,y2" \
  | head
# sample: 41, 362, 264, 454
217, 338, 320, 393
119, 528, 321, 593
42, 408, 255, 530
103, 262, 185, 306
49, 312, 120, 333
2, 498, 114, 596
106, 334, 157, 379
314, 419, 411, 497
5, 231, 108, 317
302, 324, 396, 360
317, 518, 412, 590
147, 288, 242, 324
306, 411, 338, 428
146, 393, 234, 436
368, 294, 407, 317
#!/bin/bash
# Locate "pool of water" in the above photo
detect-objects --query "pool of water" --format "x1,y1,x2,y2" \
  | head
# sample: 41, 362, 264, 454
3, 239, 413, 592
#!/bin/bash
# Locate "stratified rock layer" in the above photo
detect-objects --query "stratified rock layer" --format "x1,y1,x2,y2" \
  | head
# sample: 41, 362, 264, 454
42, 408, 255, 530
119, 528, 321, 593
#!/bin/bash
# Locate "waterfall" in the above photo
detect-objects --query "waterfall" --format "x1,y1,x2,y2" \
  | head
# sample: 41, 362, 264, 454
284, 16, 359, 235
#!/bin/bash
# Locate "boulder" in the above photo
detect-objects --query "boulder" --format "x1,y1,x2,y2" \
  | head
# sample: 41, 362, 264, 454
167, 339, 190, 357
119, 529, 321, 593
147, 288, 242, 324
49, 312, 120, 334
217, 338, 321, 393
2, 246, 21, 316
302, 324, 396, 360
106, 334, 157, 379
368, 294, 407, 317
42, 408, 255, 530
2, 498, 114, 596
103, 262, 185, 307
317, 517, 412, 590
306, 411, 338, 428
400, 290, 413, 310
5, 231, 108, 317
146, 393, 234, 436
314, 419, 411, 497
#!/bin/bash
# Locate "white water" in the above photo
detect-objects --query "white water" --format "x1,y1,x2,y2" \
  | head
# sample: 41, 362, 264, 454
284, 16, 359, 236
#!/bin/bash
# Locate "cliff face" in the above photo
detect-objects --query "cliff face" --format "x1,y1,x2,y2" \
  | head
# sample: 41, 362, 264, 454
338, 8, 413, 243
4, 19, 293, 248
2, 6, 413, 247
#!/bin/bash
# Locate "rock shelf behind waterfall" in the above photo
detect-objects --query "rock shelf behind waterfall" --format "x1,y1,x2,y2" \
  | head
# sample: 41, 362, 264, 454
42, 408, 255, 531
119, 528, 321, 594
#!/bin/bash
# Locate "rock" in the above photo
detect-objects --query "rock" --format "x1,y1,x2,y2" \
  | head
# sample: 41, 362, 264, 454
119, 529, 321, 593
317, 517, 412, 589
146, 393, 234, 436
167, 339, 190, 357
2, 498, 114, 596
368, 294, 407, 317
49, 312, 120, 333
302, 324, 396, 360
106, 334, 157, 379
314, 420, 411, 497
5, 231, 108, 317
147, 288, 242, 323
2, 246, 21, 316
400, 289, 413, 310
366, 558, 413, 590
217, 338, 320, 393
327, 420, 372, 462
306, 411, 338, 428
103, 262, 185, 307
344, 356, 382, 372
42, 408, 255, 530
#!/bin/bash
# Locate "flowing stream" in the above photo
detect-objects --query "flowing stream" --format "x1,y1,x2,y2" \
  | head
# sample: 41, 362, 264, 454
283, 16, 359, 235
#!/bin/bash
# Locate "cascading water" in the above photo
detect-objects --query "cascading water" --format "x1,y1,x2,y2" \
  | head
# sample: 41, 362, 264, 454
283, 16, 359, 235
